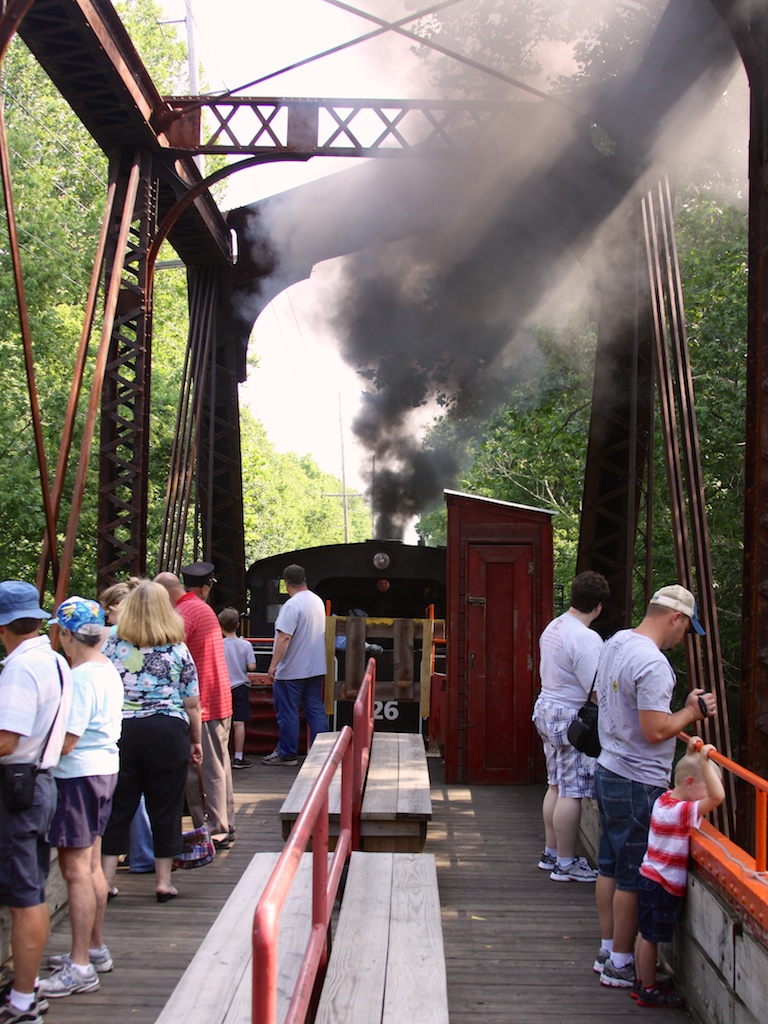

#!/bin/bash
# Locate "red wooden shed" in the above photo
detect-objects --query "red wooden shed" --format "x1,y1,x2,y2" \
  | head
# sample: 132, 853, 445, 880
444, 490, 554, 785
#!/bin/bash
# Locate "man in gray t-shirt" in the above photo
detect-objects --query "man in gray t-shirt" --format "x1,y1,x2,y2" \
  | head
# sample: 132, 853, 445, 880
262, 564, 329, 766
594, 584, 716, 989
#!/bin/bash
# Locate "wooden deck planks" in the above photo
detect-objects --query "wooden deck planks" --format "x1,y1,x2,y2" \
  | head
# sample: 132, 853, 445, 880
21, 755, 692, 1024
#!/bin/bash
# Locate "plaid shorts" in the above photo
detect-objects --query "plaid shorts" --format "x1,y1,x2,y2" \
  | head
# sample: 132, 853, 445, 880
532, 694, 596, 799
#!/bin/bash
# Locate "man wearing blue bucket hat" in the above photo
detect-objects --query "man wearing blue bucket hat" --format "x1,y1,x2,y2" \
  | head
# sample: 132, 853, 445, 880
592, 584, 716, 992
0, 581, 72, 1024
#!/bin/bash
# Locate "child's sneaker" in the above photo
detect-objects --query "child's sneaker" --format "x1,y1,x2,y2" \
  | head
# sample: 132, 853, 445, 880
537, 851, 556, 871
634, 986, 684, 1008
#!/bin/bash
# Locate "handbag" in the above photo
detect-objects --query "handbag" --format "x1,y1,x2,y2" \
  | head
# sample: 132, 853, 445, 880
567, 691, 601, 758
1, 661, 64, 812
173, 764, 216, 869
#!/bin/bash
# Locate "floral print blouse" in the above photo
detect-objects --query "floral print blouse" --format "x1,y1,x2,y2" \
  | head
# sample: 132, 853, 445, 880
102, 633, 200, 722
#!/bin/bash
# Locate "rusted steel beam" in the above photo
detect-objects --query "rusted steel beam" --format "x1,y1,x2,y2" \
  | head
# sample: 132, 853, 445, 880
577, 208, 654, 635
38, 172, 118, 594
715, 0, 768, 849
0, 90, 58, 582
642, 181, 735, 835
97, 150, 157, 587
162, 96, 527, 158
0, 0, 35, 59
16, 0, 230, 265
58, 157, 141, 608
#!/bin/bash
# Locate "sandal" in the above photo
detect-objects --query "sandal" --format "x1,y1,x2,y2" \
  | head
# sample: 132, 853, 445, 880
156, 886, 179, 903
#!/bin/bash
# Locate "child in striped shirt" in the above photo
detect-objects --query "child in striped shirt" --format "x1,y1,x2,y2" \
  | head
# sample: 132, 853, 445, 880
635, 738, 725, 1008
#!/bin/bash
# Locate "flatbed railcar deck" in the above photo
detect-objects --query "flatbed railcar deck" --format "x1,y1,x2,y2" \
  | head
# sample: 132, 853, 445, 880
27, 760, 687, 1023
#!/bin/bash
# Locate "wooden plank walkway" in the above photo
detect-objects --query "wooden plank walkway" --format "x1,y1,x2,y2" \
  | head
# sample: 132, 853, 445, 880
22, 757, 689, 1023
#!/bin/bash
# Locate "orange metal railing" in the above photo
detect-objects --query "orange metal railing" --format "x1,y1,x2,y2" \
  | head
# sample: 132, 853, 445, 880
250, 659, 377, 1024
251, 726, 353, 1024
352, 659, 376, 850
677, 731, 768, 872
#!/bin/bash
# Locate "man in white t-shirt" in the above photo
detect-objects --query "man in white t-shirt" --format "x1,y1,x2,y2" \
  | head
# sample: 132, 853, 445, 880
594, 584, 716, 989
262, 565, 329, 766
0, 581, 72, 1024
40, 597, 123, 1000
533, 571, 611, 882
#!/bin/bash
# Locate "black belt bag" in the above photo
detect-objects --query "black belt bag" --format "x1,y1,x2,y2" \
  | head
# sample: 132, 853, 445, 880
2, 659, 64, 812
1, 763, 40, 812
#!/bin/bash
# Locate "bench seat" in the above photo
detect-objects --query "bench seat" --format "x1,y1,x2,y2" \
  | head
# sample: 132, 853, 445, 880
315, 852, 449, 1024
155, 852, 313, 1024
278, 732, 432, 852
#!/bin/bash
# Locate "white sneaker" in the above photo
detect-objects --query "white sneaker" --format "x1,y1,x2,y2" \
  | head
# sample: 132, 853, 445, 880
38, 962, 100, 998
47, 945, 113, 973
549, 857, 598, 882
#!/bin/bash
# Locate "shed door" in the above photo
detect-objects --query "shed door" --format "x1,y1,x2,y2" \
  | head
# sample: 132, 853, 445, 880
465, 543, 535, 784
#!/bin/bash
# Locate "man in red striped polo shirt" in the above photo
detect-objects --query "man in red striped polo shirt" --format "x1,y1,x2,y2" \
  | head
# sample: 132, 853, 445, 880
155, 564, 234, 849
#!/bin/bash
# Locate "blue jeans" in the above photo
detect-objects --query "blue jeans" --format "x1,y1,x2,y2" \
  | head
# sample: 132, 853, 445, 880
273, 675, 329, 757
595, 764, 664, 891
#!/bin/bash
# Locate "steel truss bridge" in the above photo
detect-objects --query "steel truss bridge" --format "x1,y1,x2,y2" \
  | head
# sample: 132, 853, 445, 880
1, 0, 768, 842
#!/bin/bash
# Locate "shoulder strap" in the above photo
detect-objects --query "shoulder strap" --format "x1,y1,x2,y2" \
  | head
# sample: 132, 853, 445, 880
36, 659, 65, 770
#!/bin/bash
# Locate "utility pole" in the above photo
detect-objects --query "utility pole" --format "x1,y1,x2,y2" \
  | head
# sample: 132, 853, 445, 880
339, 393, 350, 543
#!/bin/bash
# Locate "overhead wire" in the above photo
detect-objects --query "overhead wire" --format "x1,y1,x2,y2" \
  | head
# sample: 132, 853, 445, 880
188, 0, 468, 99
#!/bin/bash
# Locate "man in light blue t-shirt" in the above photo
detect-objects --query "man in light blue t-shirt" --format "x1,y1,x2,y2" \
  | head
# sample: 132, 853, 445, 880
262, 565, 329, 766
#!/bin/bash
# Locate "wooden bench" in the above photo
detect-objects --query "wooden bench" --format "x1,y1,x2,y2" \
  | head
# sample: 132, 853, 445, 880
278, 731, 432, 852
155, 851, 313, 1024
315, 851, 448, 1024
156, 850, 448, 1024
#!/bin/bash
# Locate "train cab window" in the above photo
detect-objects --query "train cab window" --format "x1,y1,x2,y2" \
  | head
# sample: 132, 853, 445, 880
265, 577, 287, 624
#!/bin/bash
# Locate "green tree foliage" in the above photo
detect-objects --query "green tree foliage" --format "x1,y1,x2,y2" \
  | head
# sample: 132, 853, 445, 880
403, 0, 666, 99
240, 409, 372, 563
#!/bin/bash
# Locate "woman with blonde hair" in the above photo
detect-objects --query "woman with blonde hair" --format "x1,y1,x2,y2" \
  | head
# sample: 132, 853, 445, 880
99, 577, 140, 627
99, 576, 149, 891
101, 581, 202, 901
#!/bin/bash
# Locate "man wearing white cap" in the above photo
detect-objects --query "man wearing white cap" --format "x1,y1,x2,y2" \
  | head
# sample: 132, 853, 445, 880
593, 584, 716, 990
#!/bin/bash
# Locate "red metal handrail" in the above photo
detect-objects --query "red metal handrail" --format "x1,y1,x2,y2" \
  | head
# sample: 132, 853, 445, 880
352, 658, 376, 849
677, 732, 768, 871
252, 726, 353, 1024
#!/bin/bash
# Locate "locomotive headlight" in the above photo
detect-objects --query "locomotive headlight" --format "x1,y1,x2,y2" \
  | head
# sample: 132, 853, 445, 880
372, 551, 391, 570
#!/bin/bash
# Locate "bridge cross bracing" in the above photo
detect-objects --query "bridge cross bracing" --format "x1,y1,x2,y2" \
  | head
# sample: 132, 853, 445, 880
1, 0, 768, 838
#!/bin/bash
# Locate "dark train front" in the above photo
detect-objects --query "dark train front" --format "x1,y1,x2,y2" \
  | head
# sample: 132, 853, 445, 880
246, 539, 446, 634
245, 540, 447, 738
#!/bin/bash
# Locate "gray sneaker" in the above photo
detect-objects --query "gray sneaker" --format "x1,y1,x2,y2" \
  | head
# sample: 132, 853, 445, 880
600, 958, 636, 988
550, 857, 598, 882
593, 947, 610, 974
537, 851, 556, 871
0, 1000, 43, 1024
47, 946, 113, 973
38, 963, 100, 998
261, 748, 298, 766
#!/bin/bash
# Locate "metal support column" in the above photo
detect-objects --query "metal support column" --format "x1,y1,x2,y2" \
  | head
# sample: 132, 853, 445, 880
577, 207, 654, 636
97, 149, 158, 587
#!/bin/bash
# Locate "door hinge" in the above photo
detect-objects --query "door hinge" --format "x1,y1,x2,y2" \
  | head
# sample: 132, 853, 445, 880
528, 561, 535, 574
527, 654, 534, 671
